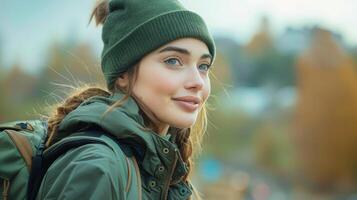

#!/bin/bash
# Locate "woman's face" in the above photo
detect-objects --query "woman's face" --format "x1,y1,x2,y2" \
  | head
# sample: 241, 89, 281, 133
117, 38, 212, 132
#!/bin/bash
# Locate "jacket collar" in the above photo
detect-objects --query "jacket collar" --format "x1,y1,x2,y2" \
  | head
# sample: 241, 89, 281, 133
57, 91, 189, 183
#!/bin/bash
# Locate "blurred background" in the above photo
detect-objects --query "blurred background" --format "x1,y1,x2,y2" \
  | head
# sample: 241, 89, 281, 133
1, 0, 357, 199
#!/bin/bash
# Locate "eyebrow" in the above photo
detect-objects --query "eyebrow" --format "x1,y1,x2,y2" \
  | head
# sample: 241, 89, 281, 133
158, 46, 212, 62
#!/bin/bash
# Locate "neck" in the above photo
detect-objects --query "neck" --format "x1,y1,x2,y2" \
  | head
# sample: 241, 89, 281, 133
156, 124, 170, 136
132, 95, 170, 136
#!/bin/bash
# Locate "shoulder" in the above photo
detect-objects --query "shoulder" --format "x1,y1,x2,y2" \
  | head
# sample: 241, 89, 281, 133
54, 142, 125, 169
37, 141, 130, 199
49, 132, 131, 170
48, 135, 130, 176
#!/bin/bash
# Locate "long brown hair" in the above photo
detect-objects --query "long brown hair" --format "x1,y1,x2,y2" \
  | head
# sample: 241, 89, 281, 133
45, 0, 208, 199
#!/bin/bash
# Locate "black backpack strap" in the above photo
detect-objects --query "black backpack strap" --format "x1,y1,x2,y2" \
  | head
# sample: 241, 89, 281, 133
27, 130, 132, 200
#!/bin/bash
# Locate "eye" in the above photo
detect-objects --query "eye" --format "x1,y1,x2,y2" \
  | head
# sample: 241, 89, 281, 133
164, 57, 182, 66
198, 63, 211, 72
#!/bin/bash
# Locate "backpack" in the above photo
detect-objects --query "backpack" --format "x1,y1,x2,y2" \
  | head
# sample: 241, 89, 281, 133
0, 120, 47, 200
0, 120, 139, 200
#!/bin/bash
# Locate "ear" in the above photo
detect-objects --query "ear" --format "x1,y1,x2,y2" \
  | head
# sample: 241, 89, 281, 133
115, 72, 129, 89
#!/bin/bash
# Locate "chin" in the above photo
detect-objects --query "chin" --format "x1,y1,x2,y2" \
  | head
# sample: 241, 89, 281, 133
170, 115, 197, 129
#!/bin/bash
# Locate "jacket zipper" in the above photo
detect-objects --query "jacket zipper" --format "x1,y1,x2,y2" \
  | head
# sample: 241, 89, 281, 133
161, 148, 178, 200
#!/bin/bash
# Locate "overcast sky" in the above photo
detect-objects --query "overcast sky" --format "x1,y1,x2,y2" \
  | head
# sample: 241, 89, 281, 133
1, 0, 356, 74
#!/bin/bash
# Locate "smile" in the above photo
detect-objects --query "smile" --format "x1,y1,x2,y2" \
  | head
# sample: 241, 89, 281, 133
172, 100, 199, 112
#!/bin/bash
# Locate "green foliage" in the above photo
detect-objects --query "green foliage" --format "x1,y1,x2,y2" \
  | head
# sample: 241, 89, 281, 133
0, 40, 104, 123
204, 95, 297, 176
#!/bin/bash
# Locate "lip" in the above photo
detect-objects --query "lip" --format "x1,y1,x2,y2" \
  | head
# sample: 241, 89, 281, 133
172, 96, 201, 112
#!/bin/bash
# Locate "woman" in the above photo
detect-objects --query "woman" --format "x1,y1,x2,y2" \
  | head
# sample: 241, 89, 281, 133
37, 0, 216, 199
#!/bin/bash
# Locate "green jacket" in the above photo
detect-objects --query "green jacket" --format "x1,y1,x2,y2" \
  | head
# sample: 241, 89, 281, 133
36, 91, 193, 200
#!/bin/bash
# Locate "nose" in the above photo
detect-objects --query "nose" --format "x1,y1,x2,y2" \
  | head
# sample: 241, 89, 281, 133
184, 67, 204, 91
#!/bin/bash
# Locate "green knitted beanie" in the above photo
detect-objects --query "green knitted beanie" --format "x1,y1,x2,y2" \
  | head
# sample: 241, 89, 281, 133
101, 0, 216, 91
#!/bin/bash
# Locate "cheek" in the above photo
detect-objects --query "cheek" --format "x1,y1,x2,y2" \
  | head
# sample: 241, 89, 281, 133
150, 72, 179, 96
134, 65, 180, 105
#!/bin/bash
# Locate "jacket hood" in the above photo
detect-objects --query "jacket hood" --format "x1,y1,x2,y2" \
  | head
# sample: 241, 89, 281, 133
56, 91, 189, 184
